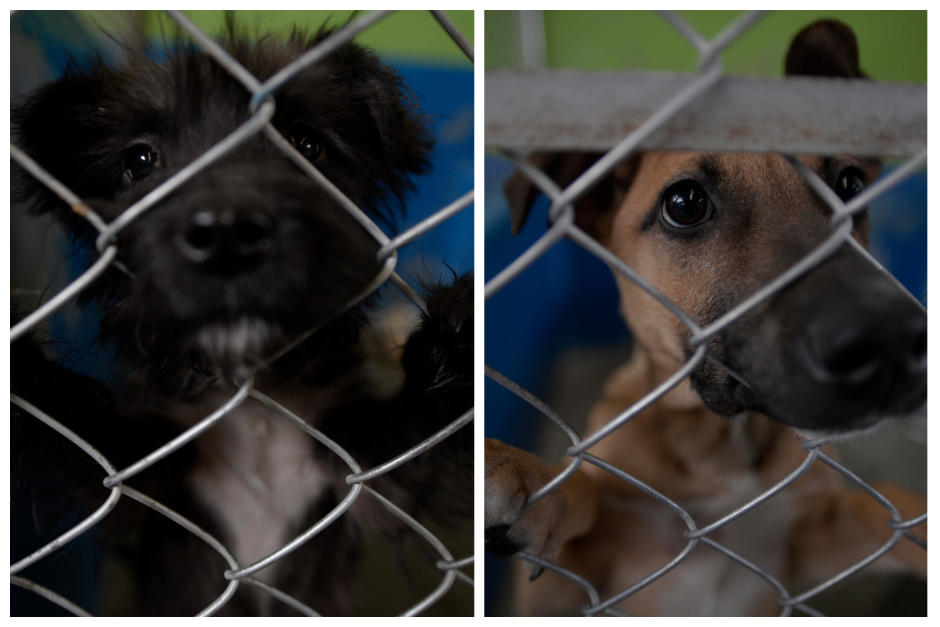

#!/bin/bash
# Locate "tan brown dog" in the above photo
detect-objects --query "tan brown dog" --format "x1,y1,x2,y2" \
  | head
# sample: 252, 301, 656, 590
485, 20, 926, 616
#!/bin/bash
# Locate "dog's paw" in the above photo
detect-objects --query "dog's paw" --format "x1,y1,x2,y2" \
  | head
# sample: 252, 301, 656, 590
422, 272, 473, 345
401, 273, 473, 394
485, 438, 566, 569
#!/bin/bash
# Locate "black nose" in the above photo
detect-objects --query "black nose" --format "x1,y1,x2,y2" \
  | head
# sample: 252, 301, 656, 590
175, 209, 273, 275
798, 297, 927, 389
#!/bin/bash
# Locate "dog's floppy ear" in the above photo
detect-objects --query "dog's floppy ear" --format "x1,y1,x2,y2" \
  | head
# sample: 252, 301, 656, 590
12, 66, 121, 235
784, 19, 864, 79
362, 65, 434, 188
318, 37, 434, 222
503, 152, 639, 242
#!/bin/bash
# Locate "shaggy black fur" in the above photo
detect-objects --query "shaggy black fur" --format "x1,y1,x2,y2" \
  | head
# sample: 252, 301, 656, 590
12, 23, 472, 616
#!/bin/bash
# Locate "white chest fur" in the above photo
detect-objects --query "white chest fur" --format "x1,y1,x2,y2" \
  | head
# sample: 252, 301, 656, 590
188, 400, 328, 579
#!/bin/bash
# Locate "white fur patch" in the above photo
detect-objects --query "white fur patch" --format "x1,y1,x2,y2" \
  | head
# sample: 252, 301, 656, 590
189, 398, 327, 582
196, 318, 274, 365
360, 304, 420, 399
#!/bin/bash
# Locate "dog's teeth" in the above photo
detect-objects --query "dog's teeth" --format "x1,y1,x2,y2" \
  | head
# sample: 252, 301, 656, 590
229, 319, 252, 355
196, 318, 273, 368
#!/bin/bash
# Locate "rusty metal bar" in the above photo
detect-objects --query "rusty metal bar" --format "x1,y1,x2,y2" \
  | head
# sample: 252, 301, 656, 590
485, 71, 926, 157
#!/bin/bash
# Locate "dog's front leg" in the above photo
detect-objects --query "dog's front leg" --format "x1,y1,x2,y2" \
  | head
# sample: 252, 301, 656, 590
788, 482, 927, 583
485, 438, 598, 568
362, 273, 474, 516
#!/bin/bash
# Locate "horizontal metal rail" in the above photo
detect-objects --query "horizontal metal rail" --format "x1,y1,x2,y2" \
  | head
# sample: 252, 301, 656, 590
486, 70, 926, 157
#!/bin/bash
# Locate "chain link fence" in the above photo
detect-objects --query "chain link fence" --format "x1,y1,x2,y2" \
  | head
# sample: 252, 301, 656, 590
10, 9, 473, 616
485, 10, 926, 616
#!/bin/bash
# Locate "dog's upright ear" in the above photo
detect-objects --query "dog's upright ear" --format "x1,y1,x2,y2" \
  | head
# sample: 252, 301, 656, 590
784, 19, 864, 79
784, 20, 880, 188
503, 152, 639, 242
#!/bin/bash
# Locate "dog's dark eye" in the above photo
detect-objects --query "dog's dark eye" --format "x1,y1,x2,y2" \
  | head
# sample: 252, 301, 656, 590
661, 180, 711, 228
123, 144, 160, 182
834, 167, 866, 202
288, 131, 323, 162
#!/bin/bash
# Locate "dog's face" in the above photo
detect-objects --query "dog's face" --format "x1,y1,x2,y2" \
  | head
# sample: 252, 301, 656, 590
506, 21, 926, 433
14, 29, 431, 379
603, 150, 925, 432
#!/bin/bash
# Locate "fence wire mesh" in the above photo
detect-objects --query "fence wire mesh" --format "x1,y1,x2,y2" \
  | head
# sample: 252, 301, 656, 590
10, 9, 473, 616
485, 10, 926, 616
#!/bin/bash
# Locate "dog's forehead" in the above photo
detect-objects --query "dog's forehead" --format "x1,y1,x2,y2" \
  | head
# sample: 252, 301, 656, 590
125, 42, 337, 118
635, 151, 822, 191
109, 49, 338, 158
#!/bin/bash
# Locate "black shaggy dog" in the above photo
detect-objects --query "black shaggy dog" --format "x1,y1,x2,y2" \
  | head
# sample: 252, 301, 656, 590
12, 20, 472, 616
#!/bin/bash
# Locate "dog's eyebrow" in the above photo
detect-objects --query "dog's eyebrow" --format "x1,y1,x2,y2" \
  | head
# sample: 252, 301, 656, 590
696, 154, 722, 189
640, 206, 657, 231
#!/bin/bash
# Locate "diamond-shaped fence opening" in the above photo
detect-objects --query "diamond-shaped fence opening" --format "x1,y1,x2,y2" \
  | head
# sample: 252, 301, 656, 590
484, 10, 925, 617
10, 9, 473, 617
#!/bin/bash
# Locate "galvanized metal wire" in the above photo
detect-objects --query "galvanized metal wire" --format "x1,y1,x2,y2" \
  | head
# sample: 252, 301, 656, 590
10, 10, 473, 616
485, 10, 926, 616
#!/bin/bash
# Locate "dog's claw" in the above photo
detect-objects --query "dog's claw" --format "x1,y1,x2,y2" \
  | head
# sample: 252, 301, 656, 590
529, 566, 545, 582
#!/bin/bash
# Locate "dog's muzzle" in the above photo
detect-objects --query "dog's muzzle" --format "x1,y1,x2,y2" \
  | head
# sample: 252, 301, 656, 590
111, 158, 382, 372
694, 245, 926, 432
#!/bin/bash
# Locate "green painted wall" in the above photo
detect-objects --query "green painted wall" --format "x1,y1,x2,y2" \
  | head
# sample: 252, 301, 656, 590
485, 11, 926, 84
74, 10, 473, 64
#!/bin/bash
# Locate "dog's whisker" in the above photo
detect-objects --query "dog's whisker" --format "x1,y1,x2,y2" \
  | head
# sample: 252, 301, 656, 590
704, 353, 753, 390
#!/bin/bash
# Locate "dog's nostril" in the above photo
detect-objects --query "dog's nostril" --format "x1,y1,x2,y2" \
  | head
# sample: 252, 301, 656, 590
232, 212, 273, 256
800, 321, 882, 387
818, 337, 879, 383
176, 210, 219, 263
189, 211, 218, 248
